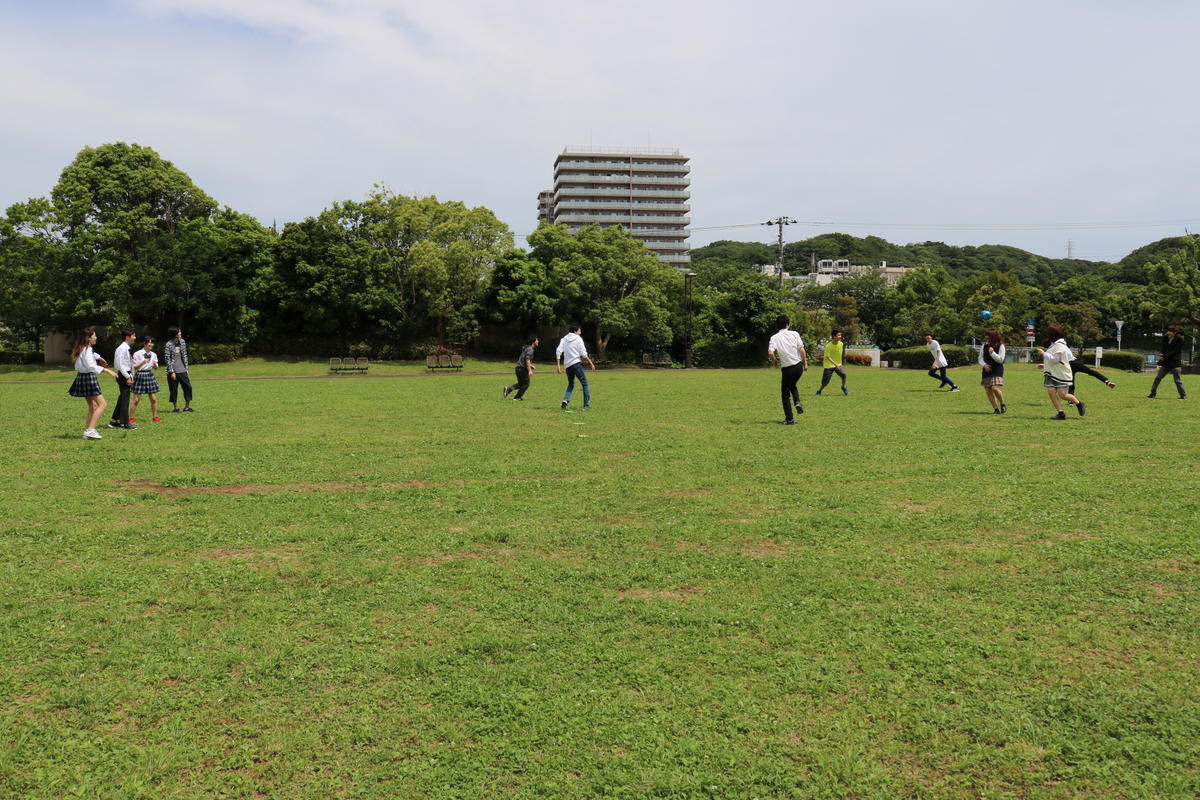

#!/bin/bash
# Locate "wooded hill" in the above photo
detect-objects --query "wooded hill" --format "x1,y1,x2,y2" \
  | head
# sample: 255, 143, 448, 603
692, 233, 1192, 287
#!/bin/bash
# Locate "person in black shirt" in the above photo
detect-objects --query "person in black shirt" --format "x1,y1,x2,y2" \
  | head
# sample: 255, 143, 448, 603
503, 335, 538, 400
1148, 325, 1189, 399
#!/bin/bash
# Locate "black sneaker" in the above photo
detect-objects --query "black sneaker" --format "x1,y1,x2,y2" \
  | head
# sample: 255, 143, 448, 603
172, 408, 181, 413
561, 400, 568, 409
1052, 411, 1067, 420
183, 408, 195, 412
503, 386, 511, 398
993, 408, 1001, 414
779, 420, 795, 425
1000, 404, 1007, 414
796, 405, 804, 414
1147, 394, 1156, 399
107, 421, 122, 429
122, 423, 138, 430
1076, 400, 1085, 417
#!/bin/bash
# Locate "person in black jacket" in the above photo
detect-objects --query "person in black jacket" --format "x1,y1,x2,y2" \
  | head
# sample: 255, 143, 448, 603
1148, 325, 1189, 399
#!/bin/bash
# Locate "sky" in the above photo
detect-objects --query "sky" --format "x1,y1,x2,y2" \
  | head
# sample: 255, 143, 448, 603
2, 0, 1199, 263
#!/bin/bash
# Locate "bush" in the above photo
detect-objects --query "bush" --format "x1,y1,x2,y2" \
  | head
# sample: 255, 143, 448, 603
188, 343, 243, 364
692, 338, 763, 368
844, 352, 873, 366
1081, 350, 1144, 372
879, 345, 973, 369
0, 350, 44, 365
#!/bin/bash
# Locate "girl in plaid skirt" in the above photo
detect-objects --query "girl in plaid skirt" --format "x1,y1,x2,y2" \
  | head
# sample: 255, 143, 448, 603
130, 336, 162, 423
69, 327, 120, 440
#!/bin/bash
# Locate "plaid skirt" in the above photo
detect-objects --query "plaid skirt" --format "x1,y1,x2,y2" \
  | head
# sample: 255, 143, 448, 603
1043, 373, 1072, 388
981, 374, 1005, 387
69, 372, 102, 398
133, 370, 160, 394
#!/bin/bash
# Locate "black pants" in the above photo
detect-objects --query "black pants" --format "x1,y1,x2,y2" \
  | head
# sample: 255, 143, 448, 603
110, 375, 131, 423
780, 364, 803, 421
168, 371, 193, 405
508, 366, 530, 399
928, 366, 956, 388
819, 366, 846, 389
1069, 360, 1110, 394
1149, 366, 1187, 398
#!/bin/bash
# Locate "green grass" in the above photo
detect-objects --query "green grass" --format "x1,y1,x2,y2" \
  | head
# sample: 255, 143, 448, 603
1, 363, 1197, 799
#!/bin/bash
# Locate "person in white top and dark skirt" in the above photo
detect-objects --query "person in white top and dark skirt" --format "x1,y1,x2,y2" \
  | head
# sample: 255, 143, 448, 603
1036, 324, 1085, 420
979, 329, 1007, 414
130, 335, 162, 422
767, 315, 808, 424
68, 327, 120, 439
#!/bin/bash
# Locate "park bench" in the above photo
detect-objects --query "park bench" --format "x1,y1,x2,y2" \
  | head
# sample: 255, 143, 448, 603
329, 357, 369, 373
641, 351, 673, 368
426, 354, 465, 371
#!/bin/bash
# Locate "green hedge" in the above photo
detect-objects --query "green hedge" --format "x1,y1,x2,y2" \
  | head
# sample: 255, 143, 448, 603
188, 343, 244, 364
879, 345, 973, 369
0, 350, 44, 365
1081, 350, 1144, 372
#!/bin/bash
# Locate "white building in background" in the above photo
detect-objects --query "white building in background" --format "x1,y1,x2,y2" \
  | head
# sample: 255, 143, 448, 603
538, 147, 691, 268
789, 259, 912, 286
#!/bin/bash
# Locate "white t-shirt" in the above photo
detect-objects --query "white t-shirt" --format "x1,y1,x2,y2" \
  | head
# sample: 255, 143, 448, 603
768, 329, 805, 368
928, 339, 948, 369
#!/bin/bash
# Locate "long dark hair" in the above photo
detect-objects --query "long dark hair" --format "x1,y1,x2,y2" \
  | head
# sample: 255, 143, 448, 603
984, 329, 1003, 351
71, 327, 95, 361
1044, 325, 1065, 346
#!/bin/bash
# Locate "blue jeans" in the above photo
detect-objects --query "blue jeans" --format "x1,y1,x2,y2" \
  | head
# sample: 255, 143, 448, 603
564, 363, 590, 406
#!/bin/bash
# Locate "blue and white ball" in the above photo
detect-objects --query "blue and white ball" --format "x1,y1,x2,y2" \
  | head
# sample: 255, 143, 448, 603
980, 309, 993, 321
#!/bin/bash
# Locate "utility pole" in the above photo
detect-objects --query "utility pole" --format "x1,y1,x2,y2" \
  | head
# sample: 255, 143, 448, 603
1066, 240, 1074, 259
763, 216, 796, 287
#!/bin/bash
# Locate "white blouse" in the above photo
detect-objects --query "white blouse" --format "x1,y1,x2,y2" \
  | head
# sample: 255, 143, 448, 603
978, 344, 1006, 366
132, 350, 158, 371
73, 347, 104, 375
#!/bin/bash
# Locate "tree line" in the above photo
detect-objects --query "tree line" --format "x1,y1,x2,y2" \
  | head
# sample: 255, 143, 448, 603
2, 142, 1198, 365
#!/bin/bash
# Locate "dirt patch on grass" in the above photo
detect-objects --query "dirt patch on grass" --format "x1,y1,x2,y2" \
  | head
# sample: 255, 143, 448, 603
618, 587, 701, 601
740, 539, 790, 557
194, 546, 308, 569
127, 477, 438, 497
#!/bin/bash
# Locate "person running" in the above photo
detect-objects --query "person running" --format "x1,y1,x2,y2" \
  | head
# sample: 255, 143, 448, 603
68, 327, 120, 440
130, 336, 162, 422
979, 329, 1007, 414
815, 330, 849, 396
164, 326, 194, 412
1036, 324, 1085, 419
924, 333, 959, 391
1068, 352, 1116, 394
503, 335, 538, 401
1148, 324, 1189, 399
555, 324, 595, 410
108, 328, 137, 430
767, 315, 807, 424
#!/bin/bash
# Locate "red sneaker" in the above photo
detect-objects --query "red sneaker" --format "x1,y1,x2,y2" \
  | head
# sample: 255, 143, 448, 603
129, 417, 135, 423
152, 416, 161, 422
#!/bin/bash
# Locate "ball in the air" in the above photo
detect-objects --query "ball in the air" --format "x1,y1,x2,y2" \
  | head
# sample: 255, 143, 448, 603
980, 309, 992, 320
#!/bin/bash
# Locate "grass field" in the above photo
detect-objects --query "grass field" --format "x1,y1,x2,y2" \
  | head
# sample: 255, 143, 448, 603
1, 360, 1197, 799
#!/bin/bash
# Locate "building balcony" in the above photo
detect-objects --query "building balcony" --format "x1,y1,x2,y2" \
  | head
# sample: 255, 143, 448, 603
555, 175, 690, 187
556, 200, 690, 212
555, 160, 690, 174
553, 187, 690, 199
557, 214, 691, 225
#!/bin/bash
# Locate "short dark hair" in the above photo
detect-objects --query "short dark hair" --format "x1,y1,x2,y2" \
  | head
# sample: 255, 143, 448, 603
526, 334, 539, 345
142, 335, 155, 345
831, 330, 842, 337
923, 332, 934, 339
1044, 325, 1065, 345
121, 328, 136, 338
167, 326, 181, 339
1166, 324, 1180, 333
775, 315, 789, 330
568, 323, 581, 333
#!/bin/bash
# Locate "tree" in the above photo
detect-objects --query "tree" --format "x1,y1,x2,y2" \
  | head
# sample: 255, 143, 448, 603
1145, 234, 1200, 327
483, 249, 557, 332
260, 188, 511, 348
528, 223, 681, 360
0, 198, 63, 345
50, 143, 219, 331
887, 266, 966, 347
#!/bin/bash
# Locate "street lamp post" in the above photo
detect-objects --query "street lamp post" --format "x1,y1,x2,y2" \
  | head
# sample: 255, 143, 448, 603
684, 271, 697, 368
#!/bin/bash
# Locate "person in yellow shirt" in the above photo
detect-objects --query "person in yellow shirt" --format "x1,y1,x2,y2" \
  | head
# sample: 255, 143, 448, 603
815, 330, 849, 396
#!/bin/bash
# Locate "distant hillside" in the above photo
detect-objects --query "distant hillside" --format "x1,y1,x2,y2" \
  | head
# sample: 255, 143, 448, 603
691, 233, 1190, 287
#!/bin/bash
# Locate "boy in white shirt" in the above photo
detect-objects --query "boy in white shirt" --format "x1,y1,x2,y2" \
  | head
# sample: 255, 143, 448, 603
924, 333, 959, 392
555, 323, 596, 410
109, 329, 138, 430
767, 315, 808, 424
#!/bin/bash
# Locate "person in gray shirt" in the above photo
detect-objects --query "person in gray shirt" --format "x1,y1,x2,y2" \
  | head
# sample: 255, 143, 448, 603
503, 335, 538, 400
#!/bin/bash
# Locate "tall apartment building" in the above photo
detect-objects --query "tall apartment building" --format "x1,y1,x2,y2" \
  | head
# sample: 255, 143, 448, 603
539, 146, 691, 267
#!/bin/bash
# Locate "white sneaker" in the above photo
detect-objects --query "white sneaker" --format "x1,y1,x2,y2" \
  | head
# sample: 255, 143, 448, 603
83, 429, 102, 440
